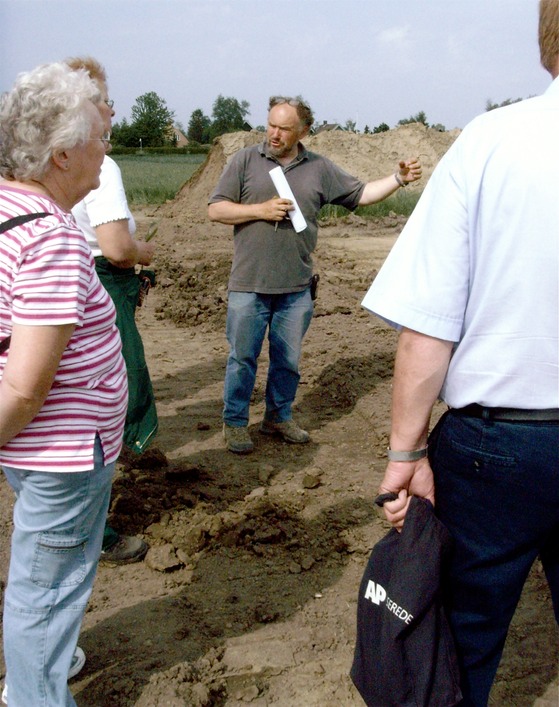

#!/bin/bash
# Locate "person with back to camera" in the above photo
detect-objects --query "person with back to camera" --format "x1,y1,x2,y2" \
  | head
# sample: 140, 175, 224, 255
0, 62, 128, 706
360, 1, 559, 704
208, 96, 422, 454
66, 56, 158, 565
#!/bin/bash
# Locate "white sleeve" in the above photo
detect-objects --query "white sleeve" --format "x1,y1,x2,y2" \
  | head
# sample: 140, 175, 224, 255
71, 157, 136, 257
83, 157, 135, 230
361, 136, 470, 342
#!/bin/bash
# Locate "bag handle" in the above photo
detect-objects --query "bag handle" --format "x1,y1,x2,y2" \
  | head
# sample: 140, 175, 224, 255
0, 212, 52, 354
0, 212, 51, 235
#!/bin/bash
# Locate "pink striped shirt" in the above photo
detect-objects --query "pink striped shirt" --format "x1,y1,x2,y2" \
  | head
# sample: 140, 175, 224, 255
0, 186, 128, 471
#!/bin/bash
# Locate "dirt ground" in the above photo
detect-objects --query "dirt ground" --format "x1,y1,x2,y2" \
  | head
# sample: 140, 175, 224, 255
0, 126, 557, 706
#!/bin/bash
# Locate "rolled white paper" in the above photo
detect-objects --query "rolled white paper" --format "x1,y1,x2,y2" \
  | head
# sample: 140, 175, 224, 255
269, 166, 307, 233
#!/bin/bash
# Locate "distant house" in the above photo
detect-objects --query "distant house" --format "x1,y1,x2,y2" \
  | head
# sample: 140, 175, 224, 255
170, 125, 189, 147
164, 123, 189, 147
313, 122, 344, 135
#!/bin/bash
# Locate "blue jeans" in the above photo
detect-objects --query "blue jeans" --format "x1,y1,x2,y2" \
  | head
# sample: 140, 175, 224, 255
2, 437, 114, 707
429, 411, 559, 706
223, 290, 313, 426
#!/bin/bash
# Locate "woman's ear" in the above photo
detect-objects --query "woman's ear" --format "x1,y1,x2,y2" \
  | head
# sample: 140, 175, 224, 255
51, 148, 70, 171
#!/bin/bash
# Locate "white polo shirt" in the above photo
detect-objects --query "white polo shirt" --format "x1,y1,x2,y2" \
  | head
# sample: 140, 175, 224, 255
72, 155, 135, 258
362, 77, 559, 409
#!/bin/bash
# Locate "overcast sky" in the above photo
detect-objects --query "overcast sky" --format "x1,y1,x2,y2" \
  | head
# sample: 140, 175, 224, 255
0, 0, 552, 133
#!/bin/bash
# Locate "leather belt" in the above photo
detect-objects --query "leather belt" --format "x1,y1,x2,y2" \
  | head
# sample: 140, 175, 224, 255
451, 404, 559, 422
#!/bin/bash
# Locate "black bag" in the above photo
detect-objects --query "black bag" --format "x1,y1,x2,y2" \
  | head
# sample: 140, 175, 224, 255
0, 212, 51, 354
310, 273, 320, 301
350, 496, 462, 707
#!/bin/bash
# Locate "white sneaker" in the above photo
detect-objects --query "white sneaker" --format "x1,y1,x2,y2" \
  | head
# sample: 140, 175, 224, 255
68, 646, 86, 679
2, 646, 86, 703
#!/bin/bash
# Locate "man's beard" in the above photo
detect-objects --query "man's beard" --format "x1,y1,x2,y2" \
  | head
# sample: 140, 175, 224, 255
267, 140, 289, 158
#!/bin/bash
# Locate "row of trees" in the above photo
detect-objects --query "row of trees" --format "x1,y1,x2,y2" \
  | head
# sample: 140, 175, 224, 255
186, 96, 250, 144
343, 111, 445, 134
111, 92, 175, 148
111, 92, 527, 148
111, 93, 441, 149
111, 92, 251, 148
346, 99, 523, 135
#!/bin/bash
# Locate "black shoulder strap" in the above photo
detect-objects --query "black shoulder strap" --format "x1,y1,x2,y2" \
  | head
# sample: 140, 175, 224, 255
0, 212, 51, 235
0, 212, 52, 354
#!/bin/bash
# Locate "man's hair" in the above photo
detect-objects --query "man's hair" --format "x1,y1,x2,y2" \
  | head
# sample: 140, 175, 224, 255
539, 0, 559, 73
0, 62, 100, 181
64, 56, 107, 85
268, 95, 314, 128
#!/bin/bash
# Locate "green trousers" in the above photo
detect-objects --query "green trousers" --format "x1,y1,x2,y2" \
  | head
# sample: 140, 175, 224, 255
95, 257, 158, 455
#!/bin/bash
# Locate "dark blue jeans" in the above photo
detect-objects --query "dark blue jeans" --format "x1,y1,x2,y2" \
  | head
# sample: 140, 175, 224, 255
429, 411, 559, 706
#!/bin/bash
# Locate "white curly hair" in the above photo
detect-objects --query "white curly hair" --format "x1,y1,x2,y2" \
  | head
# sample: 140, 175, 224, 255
0, 62, 101, 181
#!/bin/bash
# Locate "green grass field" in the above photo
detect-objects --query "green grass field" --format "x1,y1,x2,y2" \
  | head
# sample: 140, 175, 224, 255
112, 153, 206, 206
318, 188, 420, 220
113, 152, 420, 217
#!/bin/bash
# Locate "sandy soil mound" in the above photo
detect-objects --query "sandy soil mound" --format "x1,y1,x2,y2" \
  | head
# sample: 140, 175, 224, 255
151, 124, 459, 334
160, 123, 459, 223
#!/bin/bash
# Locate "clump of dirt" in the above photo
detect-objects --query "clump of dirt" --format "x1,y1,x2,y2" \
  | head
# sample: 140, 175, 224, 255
154, 255, 231, 331
152, 214, 405, 332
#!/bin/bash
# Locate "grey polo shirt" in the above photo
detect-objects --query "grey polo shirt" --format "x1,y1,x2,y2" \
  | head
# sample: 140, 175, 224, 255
209, 141, 365, 294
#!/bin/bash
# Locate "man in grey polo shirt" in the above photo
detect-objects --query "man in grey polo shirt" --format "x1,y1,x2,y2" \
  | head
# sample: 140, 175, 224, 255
209, 95, 421, 454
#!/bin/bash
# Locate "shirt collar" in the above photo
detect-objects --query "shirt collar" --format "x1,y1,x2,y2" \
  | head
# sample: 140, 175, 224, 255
545, 74, 559, 95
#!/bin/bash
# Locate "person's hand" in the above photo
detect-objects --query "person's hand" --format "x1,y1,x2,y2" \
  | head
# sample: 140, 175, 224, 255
377, 457, 435, 530
137, 241, 155, 266
397, 159, 422, 185
262, 197, 294, 222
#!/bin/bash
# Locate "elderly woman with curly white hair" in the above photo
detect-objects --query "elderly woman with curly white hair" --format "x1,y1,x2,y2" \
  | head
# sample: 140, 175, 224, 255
0, 62, 128, 706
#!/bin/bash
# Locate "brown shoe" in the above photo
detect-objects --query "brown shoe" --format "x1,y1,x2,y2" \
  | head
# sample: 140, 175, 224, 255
223, 424, 254, 454
260, 419, 310, 444
100, 535, 148, 565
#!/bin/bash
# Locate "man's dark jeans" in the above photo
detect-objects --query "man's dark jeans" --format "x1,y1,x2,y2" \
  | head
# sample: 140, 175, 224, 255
429, 410, 559, 706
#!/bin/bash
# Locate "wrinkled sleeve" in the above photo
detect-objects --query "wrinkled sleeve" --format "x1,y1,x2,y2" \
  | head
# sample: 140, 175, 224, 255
361, 137, 470, 342
83, 158, 130, 227
208, 152, 244, 204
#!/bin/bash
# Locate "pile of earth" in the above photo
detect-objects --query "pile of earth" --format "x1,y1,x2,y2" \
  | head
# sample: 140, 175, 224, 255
149, 123, 459, 333
159, 122, 459, 225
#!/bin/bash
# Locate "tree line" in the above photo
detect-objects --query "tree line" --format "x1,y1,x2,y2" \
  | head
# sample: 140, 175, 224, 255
111, 93, 250, 148
110, 92, 527, 148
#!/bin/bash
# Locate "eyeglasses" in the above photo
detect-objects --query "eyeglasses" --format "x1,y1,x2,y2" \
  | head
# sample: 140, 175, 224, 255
105, 99, 114, 109
87, 132, 112, 149
269, 96, 306, 109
